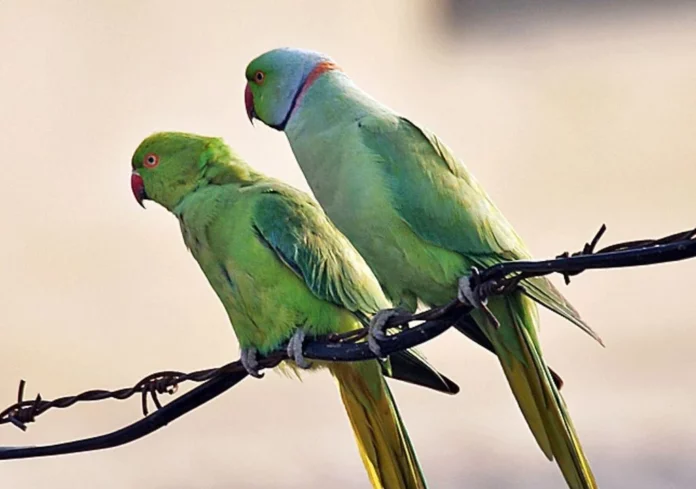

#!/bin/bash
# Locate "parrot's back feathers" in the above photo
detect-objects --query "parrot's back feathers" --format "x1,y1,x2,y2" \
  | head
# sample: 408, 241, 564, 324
356, 114, 601, 343
357, 114, 531, 261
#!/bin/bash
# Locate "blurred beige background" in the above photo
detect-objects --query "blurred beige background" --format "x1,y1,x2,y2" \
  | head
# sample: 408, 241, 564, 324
1, 1, 695, 488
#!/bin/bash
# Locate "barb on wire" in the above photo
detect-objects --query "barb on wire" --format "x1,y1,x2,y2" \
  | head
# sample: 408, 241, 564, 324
474, 224, 696, 298
1, 369, 236, 433
1, 224, 695, 461
0, 312, 459, 460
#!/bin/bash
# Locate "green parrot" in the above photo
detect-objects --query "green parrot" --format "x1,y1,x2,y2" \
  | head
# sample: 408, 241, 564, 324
244, 48, 604, 489
130, 131, 460, 489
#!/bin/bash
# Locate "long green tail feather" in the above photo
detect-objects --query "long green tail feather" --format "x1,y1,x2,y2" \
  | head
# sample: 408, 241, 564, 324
331, 361, 428, 489
453, 314, 565, 389
474, 294, 597, 489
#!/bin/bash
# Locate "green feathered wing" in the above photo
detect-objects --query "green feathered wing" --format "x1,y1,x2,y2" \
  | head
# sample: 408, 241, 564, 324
355, 115, 600, 489
251, 185, 458, 394
251, 185, 434, 489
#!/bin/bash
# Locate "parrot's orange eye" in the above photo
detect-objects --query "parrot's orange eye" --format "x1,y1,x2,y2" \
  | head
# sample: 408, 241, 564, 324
143, 153, 159, 168
254, 70, 265, 84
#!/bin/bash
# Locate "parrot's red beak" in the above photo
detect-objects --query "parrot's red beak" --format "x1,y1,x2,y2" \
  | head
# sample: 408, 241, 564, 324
131, 171, 147, 208
244, 83, 256, 125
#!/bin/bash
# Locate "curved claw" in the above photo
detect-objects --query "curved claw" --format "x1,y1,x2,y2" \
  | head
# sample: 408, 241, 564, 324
287, 329, 311, 369
367, 309, 402, 358
458, 274, 501, 329
240, 348, 264, 379
458, 275, 484, 308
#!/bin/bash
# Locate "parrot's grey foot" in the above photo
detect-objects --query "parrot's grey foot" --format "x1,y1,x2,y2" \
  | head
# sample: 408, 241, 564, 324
457, 275, 485, 308
286, 329, 311, 369
458, 274, 500, 329
367, 309, 402, 358
240, 347, 264, 379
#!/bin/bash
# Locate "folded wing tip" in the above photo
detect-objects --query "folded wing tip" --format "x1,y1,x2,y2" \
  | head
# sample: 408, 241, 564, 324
441, 376, 460, 395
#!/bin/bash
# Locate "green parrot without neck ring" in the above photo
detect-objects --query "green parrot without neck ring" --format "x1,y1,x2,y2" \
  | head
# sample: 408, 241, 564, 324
130, 131, 460, 489
244, 48, 604, 489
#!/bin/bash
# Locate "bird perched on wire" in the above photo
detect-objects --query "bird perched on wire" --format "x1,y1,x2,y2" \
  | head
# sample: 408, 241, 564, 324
244, 48, 603, 489
130, 131, 459, 489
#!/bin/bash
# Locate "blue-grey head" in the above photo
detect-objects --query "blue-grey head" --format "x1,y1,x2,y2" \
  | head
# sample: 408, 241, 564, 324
244, 48, 339, 131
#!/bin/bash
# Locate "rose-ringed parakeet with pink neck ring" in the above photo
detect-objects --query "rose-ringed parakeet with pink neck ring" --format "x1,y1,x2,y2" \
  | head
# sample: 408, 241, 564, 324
130, 131, 459, 489
243, 48, 603, 489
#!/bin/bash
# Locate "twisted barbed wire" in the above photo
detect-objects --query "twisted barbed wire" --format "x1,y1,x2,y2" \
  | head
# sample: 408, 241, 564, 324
1, 224, 695, 461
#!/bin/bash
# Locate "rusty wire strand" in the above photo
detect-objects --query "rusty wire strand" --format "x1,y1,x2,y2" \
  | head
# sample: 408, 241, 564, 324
1, 224, 695, 461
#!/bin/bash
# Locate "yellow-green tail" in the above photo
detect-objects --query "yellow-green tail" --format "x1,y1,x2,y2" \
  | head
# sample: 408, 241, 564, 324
476, 294, 597, 489
331, 361, 427, 489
